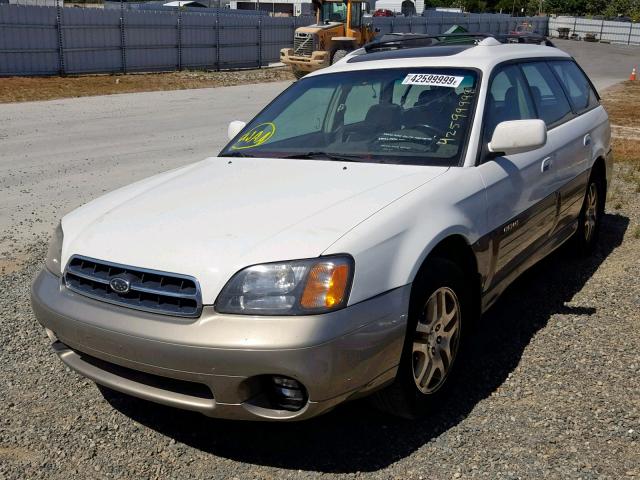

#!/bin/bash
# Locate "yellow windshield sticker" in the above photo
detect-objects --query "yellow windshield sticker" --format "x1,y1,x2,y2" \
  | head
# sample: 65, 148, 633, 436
231, 122, 276, 150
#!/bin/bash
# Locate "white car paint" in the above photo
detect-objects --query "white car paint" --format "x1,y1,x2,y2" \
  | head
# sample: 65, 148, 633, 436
59, 41, 611, 309
62, 157, 447, 303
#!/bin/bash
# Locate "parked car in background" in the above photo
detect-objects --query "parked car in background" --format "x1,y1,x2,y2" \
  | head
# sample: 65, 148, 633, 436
33, 34, 612, 422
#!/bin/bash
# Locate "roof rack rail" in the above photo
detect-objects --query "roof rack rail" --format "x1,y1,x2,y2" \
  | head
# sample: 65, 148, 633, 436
494, 33, 555, 47
363, 32, 554, 53
364, 33, 492, 52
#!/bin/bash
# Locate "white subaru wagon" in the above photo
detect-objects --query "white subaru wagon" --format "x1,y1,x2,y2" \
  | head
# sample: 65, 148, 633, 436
32, 35, 612, 421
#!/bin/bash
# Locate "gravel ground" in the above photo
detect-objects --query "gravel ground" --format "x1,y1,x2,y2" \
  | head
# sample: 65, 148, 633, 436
0, 162, 638, 479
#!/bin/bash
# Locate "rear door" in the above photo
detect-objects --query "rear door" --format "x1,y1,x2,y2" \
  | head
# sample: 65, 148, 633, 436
477, 63, 559, 292
519, 61, 586, 235
547, 59, 601, 230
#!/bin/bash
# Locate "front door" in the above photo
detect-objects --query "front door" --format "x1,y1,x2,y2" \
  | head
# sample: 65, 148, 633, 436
477, 63, 559, 295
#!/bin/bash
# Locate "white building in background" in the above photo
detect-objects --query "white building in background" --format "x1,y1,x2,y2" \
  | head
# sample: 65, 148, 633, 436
229, 0, 424, 17
229, 0, 313, 16
163, 0, 208, 6
374, 0, 423, 15
432, 6, 463, 13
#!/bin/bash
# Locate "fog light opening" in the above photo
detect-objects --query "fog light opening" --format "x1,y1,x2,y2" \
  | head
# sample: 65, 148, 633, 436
270, 376, 307, 412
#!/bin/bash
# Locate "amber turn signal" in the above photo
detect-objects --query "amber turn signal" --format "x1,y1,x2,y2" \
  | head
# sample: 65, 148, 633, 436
300, 261, 351, 310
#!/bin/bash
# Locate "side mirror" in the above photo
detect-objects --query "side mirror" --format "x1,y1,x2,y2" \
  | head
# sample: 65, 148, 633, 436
227, 120, 246, 141
488, 119, 547, 156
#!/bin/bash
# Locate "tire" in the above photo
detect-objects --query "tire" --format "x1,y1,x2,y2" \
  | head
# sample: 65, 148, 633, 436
570, 171, 605, 255
331, 49, 350, 64
372, 257, 473, 419
292, 68, 307, 80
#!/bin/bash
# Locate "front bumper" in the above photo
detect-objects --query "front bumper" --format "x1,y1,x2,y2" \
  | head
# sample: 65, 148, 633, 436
31, 268, 410, 421
280, 48, 330, 72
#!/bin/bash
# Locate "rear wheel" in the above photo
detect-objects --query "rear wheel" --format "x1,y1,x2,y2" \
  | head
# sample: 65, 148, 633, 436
571, 172, 605, 254
372, 257, 471, 419
331, 49, 350, 64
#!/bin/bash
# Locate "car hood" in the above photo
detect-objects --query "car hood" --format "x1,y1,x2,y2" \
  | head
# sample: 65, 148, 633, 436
62, 157, 448, 303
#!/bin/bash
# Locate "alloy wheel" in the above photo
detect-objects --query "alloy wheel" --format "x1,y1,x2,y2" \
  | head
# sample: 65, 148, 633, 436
584, 182, 598, 242
412, 287, 461, 394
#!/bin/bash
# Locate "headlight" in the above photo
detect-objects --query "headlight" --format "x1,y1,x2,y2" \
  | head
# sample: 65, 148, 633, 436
45, 222, 64, 276
215, 255, 354, 315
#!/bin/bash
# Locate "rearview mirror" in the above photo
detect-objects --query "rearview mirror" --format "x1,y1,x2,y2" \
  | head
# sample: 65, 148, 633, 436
227, 120, 246, 141
488, 119, 547, 156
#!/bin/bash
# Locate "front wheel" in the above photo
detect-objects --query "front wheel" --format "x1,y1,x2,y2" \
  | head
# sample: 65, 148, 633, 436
292, 67, 307, 80
331, 49, 350, 64
372, 257, 471, 419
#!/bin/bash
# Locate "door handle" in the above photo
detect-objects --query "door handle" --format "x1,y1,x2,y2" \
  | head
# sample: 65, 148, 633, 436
584, 134, 592, 147
541, 156, 553, 173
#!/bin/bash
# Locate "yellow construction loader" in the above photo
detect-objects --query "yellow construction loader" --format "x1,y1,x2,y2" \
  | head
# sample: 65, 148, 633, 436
280, 0, 376, 79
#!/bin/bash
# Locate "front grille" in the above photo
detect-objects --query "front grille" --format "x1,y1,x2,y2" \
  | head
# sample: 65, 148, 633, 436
64, 255, 202, 318
293, 33, 314, 57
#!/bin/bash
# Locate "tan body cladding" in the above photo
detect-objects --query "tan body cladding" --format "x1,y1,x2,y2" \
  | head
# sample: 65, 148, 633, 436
280, 0, 376, 79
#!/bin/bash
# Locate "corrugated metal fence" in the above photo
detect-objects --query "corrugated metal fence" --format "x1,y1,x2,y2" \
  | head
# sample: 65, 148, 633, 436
0, 5, 314, 75
0, 5, 548, 77
549, 16, 640, 45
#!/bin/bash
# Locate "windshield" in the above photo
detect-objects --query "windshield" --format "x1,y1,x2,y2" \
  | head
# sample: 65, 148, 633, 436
220, 68, 479, 166
321, 2, 347, 23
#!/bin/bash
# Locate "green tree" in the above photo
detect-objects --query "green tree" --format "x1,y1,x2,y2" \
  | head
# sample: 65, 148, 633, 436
494, 0, 514, 12
585, 0, 608, 15
544, 0, 587, 14
603, 0, 640, 18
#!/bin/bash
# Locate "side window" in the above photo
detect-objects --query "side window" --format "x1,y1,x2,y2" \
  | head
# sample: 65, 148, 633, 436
269, 87, 334, 142
343, 82, 380, 125
549, 60, 599, 113
485, 64, 535, 140
520, 62, 573, 127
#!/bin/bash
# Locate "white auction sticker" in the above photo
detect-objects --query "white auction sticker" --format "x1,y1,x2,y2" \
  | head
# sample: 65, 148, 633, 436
402, 73, 464, 88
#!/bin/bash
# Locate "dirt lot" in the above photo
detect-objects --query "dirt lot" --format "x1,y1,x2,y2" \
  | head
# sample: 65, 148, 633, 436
0, 68, 295, 104
0, 83, 639, 479
604, 82, 640, 164
601, 82, 640, 224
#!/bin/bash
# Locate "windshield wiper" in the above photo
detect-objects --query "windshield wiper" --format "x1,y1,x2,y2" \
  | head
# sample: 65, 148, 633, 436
283, 151, 365, 162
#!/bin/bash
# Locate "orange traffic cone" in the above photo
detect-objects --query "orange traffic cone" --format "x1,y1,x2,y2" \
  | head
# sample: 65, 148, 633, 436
631, 66, 637, 81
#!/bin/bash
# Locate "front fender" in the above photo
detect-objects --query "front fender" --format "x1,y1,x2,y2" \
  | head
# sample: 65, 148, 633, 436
324, 168, 488, 305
